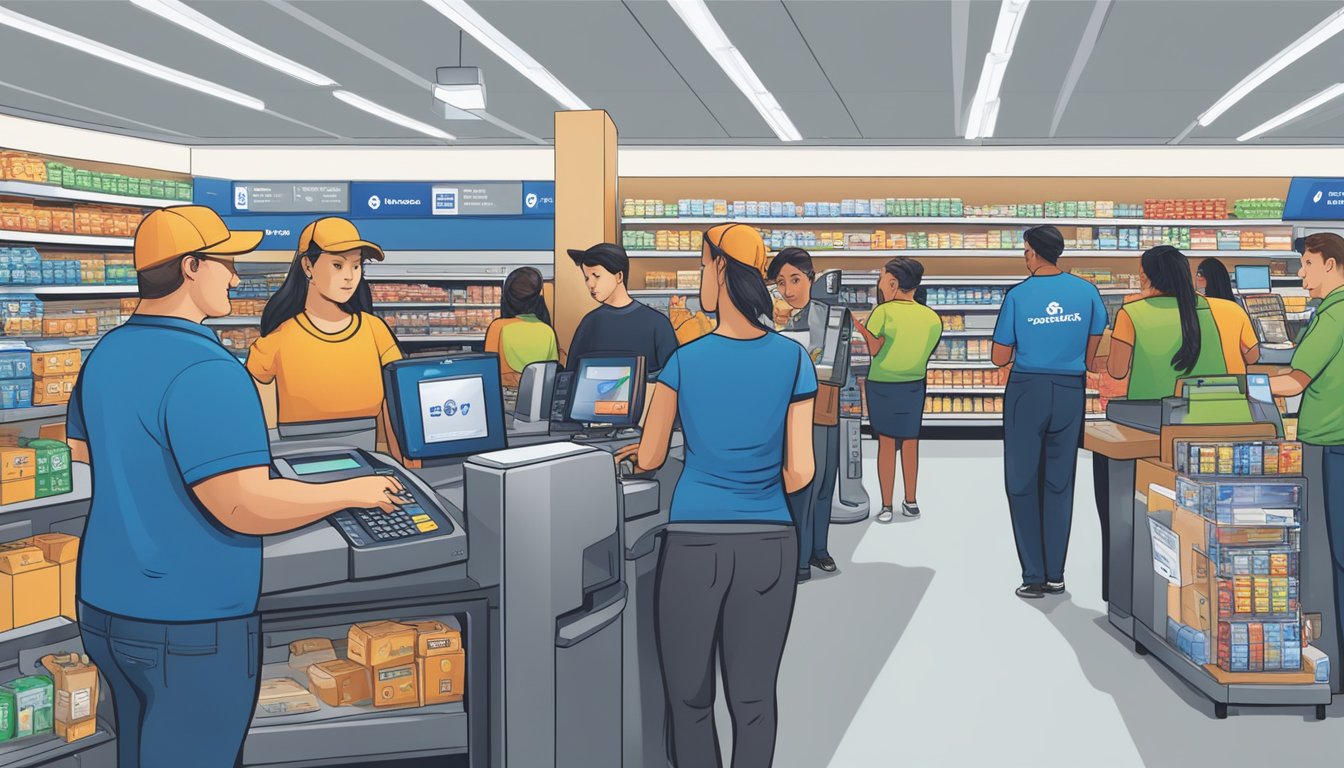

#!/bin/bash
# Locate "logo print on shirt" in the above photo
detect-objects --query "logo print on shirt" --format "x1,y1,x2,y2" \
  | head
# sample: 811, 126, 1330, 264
1028, 299, 1083, 326
1046, 301, 1064, 316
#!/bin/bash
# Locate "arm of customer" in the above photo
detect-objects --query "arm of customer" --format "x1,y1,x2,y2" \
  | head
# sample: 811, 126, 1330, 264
1107, 308, 1136, 379
853, 312, 885, 357
193, 468, 405, 536
991, 291, 1016, 367
1086, 335, 1104, 373
614, 382, 678, 471
991, 343, 1015, 367
782, 398, 816, 494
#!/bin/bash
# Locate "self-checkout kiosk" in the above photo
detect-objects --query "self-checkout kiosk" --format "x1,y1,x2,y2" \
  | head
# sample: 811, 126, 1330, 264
811, 269, 871, 523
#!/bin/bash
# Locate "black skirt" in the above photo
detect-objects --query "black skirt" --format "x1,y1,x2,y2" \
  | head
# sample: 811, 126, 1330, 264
865, 379, 926, 438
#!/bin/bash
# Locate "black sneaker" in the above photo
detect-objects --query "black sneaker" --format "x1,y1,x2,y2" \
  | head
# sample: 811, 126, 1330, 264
810, 556, 838, 573
1016, 583, 1047, 599
1045, 581, 1066, 594
796, 569, 812, 584
901, 502, 921, 518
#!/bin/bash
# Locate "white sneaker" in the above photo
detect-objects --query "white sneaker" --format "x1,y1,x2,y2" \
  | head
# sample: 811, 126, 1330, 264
902, 502, 921, 518
876, 506, 895, 523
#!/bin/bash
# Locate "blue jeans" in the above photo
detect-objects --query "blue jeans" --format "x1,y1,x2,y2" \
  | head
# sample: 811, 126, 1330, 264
1320, 446, 1344, 664
787, 424, 839, 572
1003, 371, 1086, 585
79, 602, 261, 768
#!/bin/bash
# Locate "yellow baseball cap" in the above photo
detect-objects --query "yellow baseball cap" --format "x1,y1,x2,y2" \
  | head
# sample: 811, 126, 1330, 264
297, 217, 385, 261
705, 223, 769, 279
134, 205, 263, 272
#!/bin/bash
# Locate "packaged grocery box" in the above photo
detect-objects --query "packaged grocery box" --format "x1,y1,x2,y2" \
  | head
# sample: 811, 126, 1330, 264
371, 663, 418, 709
255, 678, 320, 717
307, 659, 372, 707
0, 447, 36, 483
29, 346, 79, 377
348, 621, 415, 669
288, 638, 337, 675
0, 545, 59, 629
0, 349, 31, 380
405, 619, 462, 657
40, 652, 98, 743
28, 533, 77, 617
0, 676, 53, 740
0, 380, 33, 410
418, 652, 465, 706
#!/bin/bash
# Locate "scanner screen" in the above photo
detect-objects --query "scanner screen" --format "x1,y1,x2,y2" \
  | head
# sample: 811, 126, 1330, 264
290, 457, 362, 476
419, 376, 490, 444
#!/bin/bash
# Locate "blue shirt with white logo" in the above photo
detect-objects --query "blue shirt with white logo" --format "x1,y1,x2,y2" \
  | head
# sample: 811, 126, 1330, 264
992, 273, 1107, 375
658, 333, 817, 525
68, 315, 272, 622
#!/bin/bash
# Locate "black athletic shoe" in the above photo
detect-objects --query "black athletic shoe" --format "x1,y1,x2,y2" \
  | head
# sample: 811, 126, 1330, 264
902, 502, 921, 518
1045, 581, 1066, 594
1016, 583, 1047, 599
811, 556, 838, 573
796, 569, 812, 583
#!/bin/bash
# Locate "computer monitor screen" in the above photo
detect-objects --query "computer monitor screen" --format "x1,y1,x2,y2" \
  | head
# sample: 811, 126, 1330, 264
1235, 265, 1272, 293
384, 354, 507, 460
815, 306, 851, 386
566, 355, 646, 427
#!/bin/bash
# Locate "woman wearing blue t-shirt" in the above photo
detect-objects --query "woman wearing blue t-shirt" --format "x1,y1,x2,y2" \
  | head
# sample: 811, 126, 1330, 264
616, 223, 816, 768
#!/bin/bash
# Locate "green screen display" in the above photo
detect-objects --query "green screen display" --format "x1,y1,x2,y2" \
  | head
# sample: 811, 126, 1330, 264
290, 457, 361, 476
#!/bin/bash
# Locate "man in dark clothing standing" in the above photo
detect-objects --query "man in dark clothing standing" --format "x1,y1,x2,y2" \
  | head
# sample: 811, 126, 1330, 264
566, 243, 678, 372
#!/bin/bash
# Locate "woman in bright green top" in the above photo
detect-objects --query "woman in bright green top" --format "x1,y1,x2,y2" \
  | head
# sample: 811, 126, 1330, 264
1108, 246, 1227, 399
485, 267, 558, 388
853, 258, 943, 523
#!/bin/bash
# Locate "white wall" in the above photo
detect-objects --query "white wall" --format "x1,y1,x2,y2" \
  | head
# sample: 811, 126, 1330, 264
0, 114, 191, 172
188, 146, 554, 181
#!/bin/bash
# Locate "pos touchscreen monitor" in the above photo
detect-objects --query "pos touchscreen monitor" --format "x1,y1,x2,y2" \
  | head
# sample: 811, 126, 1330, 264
566, 354, 646, 427
384, 354, 507, 461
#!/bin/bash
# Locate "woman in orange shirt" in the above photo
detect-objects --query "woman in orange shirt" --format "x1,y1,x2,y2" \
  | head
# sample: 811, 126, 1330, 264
246, 217, 402, 443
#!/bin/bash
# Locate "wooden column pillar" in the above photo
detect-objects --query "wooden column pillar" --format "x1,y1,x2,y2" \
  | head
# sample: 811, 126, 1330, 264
554, 110, 618, 365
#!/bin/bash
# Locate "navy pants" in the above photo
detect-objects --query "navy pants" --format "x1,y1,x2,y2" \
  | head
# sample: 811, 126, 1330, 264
787, 423, 839, 573
1004, 371, 1086, 585
1320, 446, 1344, 665
79, 602, 261, 768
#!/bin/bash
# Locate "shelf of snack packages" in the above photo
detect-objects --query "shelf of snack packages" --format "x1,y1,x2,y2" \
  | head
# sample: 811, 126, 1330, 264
2, 149, 193, 208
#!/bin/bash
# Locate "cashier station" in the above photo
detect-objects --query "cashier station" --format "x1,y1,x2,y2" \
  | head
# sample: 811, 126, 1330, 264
1234, 264, 1300, 366
7, 351, 677, 768
810, 269, 871, 523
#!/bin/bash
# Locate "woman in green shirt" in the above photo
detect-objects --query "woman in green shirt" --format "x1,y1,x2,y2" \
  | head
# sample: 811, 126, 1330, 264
485, 267, 558, 388
1108, 246, 1227, 398
853, 258, 942, 522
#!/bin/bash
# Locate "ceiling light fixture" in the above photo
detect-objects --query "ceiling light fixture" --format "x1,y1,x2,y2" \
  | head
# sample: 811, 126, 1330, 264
668, 0, 801, 142
1238, 82, 1344, 142
434, 66, 487, 112
421, 0, 587, 110
129, 0, 336, 87
965, 0, 1030, 140
0, 6, 264, 110
332, 90, 456, 140
1198, 7, 1344, 127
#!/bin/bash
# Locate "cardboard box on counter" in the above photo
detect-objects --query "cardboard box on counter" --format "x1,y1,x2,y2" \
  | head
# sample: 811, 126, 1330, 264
308, 659, 371, 707
348, 621, 415, 670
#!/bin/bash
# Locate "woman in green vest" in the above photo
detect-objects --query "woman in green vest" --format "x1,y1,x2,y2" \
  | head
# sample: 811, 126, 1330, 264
1108, 246, 1227, 398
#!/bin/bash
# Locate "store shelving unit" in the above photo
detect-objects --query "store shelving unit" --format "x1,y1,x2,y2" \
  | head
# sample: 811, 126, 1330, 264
622, 216, 1317, 227
0, 230, 133, 248
630, 248, 1295, 259
0, 179, 179, 210
0, 285, 137, 296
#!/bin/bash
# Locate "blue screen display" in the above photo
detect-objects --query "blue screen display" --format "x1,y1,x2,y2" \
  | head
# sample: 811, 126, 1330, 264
384, 355, 506, 460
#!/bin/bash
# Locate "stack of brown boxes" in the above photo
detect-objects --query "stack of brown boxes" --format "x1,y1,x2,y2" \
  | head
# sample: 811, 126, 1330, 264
407, 620, 465, 706
28, 534, 78, 620
0, 445, 36, 506
301, 619, 466, 711
0, 542, 59, 633
31, 347, 80, 407
347, 621, 418, 709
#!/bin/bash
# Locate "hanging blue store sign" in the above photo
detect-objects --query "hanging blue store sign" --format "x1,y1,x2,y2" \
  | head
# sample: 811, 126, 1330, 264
1284, 178, 1344, 220
196, 178, 555, 219
522, 181, 556, 216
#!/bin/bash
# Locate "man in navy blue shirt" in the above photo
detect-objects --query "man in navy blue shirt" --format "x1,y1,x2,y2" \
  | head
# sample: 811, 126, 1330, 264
67, 206, 405, 768
991, 225, 1106, 600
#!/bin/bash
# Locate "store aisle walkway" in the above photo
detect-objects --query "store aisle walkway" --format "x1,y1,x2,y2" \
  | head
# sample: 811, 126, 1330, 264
723, 439, 1344, 768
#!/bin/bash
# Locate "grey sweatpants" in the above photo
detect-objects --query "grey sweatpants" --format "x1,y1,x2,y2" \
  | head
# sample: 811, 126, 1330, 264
656, 528, 798, 768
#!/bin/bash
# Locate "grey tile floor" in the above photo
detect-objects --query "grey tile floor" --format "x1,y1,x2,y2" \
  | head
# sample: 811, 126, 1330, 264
710, 439, 1344, 768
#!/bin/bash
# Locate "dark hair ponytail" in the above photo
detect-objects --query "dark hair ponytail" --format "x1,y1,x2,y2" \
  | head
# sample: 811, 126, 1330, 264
260, 241, 374, 337
712, 255, 772, 332
1141, 246, 1201, 374
1197, 258, 1234, 301
501, 266, 551, 326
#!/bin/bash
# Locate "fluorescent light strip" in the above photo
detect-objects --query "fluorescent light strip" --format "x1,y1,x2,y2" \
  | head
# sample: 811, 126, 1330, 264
332, 91, 455, 140
1198, 6, 1344, 127
421, 0, 587, 110
130, 0, 336, 87
1238, 82, 1344, 142
0, 6, 264, 110
669, 0, 802, 142
965, 0, 1030, 140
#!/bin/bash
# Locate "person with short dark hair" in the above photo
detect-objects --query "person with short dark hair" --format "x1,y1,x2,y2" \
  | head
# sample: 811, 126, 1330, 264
565, 242, 677, 372
485, 266, 558, 388
991, 225, 1106, 599
852, 257, 941, 522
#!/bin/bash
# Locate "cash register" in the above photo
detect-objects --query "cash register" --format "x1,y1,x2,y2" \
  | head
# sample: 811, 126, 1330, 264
1235, 264, 1296, 364
550, 353, 646, 441
1105, 374, 1283, 436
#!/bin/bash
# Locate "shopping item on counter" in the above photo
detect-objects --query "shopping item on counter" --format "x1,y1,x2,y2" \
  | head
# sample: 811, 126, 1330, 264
255, 678, 321, 717
287, 638, 337, 675
372, 663, 419, 709
347, 621, 416, 669
307, 659, 372, 707
0, 676, 54, 741
1304, 646, 1331, 683
40, 652, 99, 743
0, 544, 59, 631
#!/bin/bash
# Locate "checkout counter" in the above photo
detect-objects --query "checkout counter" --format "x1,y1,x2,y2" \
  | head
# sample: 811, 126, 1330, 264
1087, 375, 1335, 719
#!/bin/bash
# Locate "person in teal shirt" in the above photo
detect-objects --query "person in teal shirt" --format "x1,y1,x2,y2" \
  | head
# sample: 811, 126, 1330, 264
1271, 232, 1344, 661
853, 257, 942, 522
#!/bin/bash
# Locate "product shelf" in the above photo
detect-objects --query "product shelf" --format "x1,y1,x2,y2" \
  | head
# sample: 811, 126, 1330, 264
0, 285, 138, 295
0, 721, 114, 768
630, 289, 699, 297
0, 616, 78, 666
927, 360, 999, 369
0, 463, 90, 515
939, 330, 995, 337
1, 335, 102, 349
927, 304, 1003, 312
395, 334, 486, 343
205, 317, 262, 327
632, 249, 1296, 259
0, 179, 179, 209
373, 302, 497, 310
622, 216, 1302, 228
0, 230, 133, 248
0, 404, 68, 424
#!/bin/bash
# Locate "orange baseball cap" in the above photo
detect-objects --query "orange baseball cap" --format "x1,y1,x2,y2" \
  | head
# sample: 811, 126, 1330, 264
134, 205, 263, 272
705, 223, 769, 279
297, 217, 385, 261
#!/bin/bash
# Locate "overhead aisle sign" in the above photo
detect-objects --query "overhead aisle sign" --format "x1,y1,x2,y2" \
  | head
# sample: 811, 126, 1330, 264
196, 178, 555, 219
1284, 178, 1344, 220
232, 182, 348, 214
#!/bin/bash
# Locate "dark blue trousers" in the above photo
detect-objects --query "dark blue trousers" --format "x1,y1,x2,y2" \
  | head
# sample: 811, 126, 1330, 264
787, 424, 839, 573
79, 602, 261, 768
1004, 371, 1086, 585
1320, 446, 1344, 664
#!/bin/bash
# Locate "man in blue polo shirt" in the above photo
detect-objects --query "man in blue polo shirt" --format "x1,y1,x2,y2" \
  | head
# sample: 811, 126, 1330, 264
991, 225, 1106, 600
67, 206, 405, 768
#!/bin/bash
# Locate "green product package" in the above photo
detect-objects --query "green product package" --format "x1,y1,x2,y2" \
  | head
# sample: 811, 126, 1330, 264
0, 686, 14, 742
35, 471, 73, 499
2, 676, 54, 739
20, 438, 71, 477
